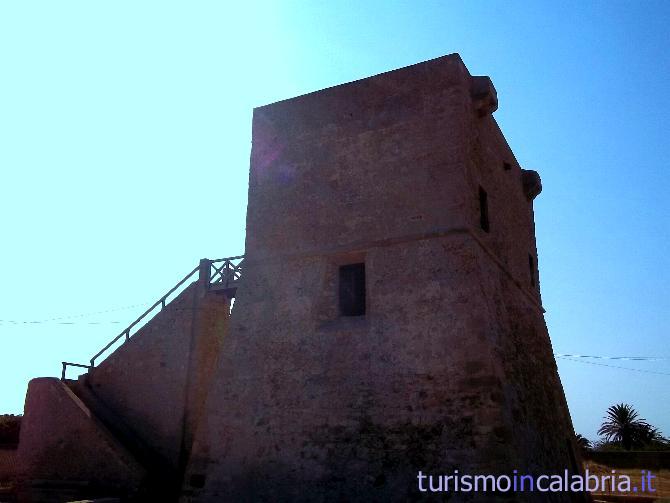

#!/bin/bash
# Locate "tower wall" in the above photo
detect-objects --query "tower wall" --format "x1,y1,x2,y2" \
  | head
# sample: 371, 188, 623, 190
185, 54, 580, 502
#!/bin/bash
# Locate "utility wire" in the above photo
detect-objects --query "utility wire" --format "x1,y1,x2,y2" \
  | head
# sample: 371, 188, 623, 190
556, 356, 670, 377
1, 304, 669, 374
0, 302, 150, 325
0, 321, 123, 325
555, 354, 670, 361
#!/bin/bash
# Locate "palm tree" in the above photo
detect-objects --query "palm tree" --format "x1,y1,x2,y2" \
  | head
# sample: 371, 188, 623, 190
597, 403, 651, 450
575, 434, 591, 452
640, 427, 669, 446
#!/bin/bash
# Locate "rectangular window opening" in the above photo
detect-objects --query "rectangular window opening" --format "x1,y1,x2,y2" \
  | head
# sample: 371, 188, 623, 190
339, 263, 366, 316
503, 161, 512, 171
189, 474, 206, 489
529, 254, 536, 287
479, 186, 490, 232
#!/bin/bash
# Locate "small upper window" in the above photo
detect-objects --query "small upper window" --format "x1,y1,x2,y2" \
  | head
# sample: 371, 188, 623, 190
339, 263, 366, 316
479, 186, 490, 233
503, 162, 512, 171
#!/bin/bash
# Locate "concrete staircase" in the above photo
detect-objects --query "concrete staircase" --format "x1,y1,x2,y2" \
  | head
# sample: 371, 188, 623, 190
67, 377, 177, 500
15, 257, 241, 503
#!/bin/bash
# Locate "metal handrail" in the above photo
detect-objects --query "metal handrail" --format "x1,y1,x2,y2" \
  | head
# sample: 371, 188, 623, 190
89, 264, 200, 367
61, 256, 243, 380
211, 255, 245, 262
61, 361, 92, 380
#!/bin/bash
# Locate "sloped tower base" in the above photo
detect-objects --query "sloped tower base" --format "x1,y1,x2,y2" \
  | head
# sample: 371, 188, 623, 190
183, 55, 585, 502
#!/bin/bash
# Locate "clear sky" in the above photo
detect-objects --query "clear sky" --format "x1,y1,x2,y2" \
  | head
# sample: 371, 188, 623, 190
1, 1, 668, 443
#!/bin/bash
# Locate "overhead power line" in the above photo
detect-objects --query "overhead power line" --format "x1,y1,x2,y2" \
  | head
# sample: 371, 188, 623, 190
556, 356, 670, 377
0, 320, 123, 325
0, 302, 150, 325
555, 354, 670, 361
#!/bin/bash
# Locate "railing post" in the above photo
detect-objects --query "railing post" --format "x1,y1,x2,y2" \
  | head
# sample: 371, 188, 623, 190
198, 258, 211, 291
61, 362, 67, 380
223, 261, 231, 287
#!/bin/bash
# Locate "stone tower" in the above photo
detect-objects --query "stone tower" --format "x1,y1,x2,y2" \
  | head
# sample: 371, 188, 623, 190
183, 54, 581, 501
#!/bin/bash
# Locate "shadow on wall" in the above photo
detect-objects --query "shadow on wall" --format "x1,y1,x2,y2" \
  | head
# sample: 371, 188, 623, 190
0, 415, 21, 445
0, 445, 18, 485
0, 415, 20, 483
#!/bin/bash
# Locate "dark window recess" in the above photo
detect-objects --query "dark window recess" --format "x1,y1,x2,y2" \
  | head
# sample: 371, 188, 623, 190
479, 186, 490, 232
503, 161, 512, 171
529, 254, 536, 287
339, 263, 366, 316
189, 474, 206, 488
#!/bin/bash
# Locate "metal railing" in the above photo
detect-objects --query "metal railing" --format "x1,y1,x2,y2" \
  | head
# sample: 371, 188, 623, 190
61, 255, 243, 380
209, 255, 244, 290
61, 362, 92, 380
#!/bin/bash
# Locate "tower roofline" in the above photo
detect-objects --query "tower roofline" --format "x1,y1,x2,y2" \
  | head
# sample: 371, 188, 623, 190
254, 52, 470, 112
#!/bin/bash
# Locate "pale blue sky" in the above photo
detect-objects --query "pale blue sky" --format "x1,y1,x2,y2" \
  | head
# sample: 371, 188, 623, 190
1, 1, 668, 442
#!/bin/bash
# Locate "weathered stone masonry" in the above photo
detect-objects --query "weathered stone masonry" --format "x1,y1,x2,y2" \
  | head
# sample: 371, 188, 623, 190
183, 54, 583, 502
